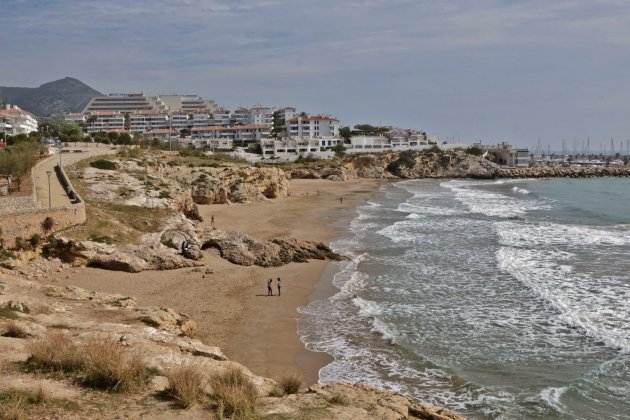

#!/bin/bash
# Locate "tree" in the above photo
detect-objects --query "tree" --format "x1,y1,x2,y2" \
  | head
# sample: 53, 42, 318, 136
339, 127, 352, 142
40, 119, 82, 142
332, 143, 346, 157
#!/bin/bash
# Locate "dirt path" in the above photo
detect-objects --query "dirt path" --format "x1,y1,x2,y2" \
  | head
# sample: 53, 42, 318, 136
32, 144, 114, 208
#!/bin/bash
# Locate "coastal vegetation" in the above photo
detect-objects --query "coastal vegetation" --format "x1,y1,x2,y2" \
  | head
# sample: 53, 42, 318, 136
0, 137, 44, 191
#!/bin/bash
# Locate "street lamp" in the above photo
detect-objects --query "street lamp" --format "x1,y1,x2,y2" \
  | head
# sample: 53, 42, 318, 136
46, 170, 52, 209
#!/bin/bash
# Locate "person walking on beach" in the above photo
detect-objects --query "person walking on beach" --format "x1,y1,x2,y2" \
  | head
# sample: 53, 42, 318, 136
277, 277, 281, 296
339, 196, 344, 204
211, 215, 216, 230
267, 279, 273, 296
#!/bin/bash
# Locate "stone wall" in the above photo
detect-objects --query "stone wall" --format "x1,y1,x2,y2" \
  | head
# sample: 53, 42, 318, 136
0, 163, 86, 248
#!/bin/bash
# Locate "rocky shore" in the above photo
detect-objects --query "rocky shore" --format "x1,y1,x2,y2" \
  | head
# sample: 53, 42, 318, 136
288, 150, 630, 180
0, 272, 462, 419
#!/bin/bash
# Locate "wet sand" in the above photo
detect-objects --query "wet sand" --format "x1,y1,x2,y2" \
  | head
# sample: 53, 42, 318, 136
52, 178, 382, 384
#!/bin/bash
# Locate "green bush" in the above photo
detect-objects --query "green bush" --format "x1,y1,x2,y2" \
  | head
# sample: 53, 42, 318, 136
90, 159, 118, 171
386, 150, 417, 175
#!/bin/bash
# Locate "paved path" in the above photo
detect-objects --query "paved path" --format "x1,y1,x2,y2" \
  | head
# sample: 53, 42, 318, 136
32, 144, 115, 209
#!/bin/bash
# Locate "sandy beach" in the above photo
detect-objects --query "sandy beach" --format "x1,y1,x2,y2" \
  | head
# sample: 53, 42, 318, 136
49, 178, 382, 384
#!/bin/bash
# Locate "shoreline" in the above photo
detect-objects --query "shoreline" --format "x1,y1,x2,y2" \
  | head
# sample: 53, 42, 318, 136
49, 178, 384, 385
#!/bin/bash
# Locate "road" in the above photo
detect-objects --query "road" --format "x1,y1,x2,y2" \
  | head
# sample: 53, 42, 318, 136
32, 143, 114, 209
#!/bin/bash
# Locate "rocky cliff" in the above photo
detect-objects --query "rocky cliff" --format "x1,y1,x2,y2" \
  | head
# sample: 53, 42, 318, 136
0, 273, 463, 419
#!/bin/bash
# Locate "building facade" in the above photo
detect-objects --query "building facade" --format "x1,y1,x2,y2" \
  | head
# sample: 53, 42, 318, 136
0, 105, 38, 135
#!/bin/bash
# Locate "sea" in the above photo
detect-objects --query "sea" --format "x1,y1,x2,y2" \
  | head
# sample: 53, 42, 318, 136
298, 177, 630, 419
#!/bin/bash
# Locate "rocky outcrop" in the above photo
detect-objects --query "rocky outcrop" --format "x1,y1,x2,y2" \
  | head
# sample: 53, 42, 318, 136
289, 166, 349, 181
42, 237, 204, 273
160, 229, 202, 260
200, 230, 344, 267
191, 167, 289, 204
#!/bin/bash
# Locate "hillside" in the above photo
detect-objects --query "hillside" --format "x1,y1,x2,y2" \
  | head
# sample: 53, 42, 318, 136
0, 77, 101, 117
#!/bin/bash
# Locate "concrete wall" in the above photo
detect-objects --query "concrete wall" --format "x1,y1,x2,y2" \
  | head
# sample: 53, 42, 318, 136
0, 163, 86, 248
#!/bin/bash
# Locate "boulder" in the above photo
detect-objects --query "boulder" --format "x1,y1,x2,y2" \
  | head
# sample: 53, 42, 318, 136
200, 230, 344, 267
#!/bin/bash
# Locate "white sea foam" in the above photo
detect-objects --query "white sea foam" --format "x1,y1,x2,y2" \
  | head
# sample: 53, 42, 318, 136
512, 186, 530, 195
441, 180, 548, 217
497, 245, 630, 352
539, 387, 568, 414
497, 221, 630, 247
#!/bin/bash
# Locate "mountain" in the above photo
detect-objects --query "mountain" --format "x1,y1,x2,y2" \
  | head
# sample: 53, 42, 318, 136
0, 77, 102, 117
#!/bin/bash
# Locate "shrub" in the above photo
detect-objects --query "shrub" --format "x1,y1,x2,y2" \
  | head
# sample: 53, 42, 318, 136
465, 146, 483, 156
29, 234, 42, 248
0, 307, 18, 319
3, 321, 29, 338
26, 332, 83, 373
210, 368, 257, 418
82, 337, 148, 393
165, 365, 205, 408
41, 217, 54, 232
89, 159, 118, 171
278, 373, 302, 395
386, 150, 417, 175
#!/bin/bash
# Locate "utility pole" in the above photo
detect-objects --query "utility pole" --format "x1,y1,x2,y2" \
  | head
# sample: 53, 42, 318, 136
46, 171, 52, 209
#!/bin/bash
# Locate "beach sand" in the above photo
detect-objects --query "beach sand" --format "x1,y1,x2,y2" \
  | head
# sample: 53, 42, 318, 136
50, 178, 382, 384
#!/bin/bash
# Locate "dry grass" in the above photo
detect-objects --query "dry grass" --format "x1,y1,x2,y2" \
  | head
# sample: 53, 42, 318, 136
26, 332, 83, 373
2, 321, 29, 338
0, 393, 27, 420
210, 368, 257, 419
0, 386, 47, 420
165, 365, 206, 408
81, 337, 148, 393
278, 373, 302, 395
26, 334, 148, 393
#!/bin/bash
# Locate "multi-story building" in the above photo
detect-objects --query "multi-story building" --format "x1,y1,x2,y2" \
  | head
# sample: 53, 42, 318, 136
170, 113, 190, 131
83, 93, 167, 114
248, 106, 275, 126
288, 115, 339, 139
344, 135, 432, 154
191, 124, 271, 145
0, 105, 38, 135
271, 107, 296, 137
211, 108, 231, 126
64, 113, 86, 126
191, 113, 211, 127
128, 113, 170, 133
157, 95, 216, 114
83, 112, 125, 133
231, 107, 251, 125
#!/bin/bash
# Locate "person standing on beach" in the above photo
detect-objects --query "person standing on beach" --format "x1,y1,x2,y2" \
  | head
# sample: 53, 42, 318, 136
211, 215, 216, 230
277, 277, 281, 296
339, 196, 344, 204
267, 279, 273, 296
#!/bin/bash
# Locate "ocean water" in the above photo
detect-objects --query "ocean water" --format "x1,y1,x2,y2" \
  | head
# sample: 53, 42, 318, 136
298, 178, 630, 419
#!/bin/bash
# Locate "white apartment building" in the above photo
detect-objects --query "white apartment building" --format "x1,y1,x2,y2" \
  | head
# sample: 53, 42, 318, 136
170, 113, 190, 130
0, 105, 38, 135
211, 108, 231, 126
191, 113, 211, 127
344, 135, 432, 154
260, 138, 335, 161
128, 113, 169, 133
84, 112, 125, 133
248, 106, 275, 126
288, 115, 339, 139
157, 95, 216, 113
231, 107, 251, 125
191, 124, 271, 144
64, 113, 85, 126
83, 93, 166, 114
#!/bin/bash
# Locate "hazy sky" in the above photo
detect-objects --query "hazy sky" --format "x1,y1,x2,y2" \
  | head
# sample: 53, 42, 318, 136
2, 0, 630, 147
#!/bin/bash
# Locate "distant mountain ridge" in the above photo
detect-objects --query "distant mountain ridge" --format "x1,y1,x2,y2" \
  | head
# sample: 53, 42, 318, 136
0, 77, 102, 117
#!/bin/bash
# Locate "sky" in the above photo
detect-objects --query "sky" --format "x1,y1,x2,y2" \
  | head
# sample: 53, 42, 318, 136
2, 0, 630, 148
